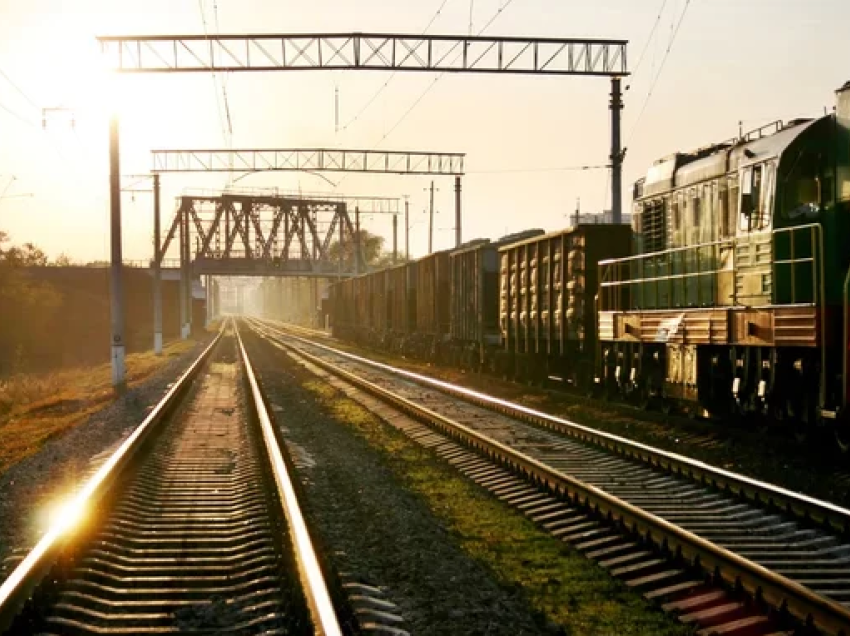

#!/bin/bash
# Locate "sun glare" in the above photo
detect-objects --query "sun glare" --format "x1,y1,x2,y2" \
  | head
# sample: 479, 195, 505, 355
41, 493, 89, 537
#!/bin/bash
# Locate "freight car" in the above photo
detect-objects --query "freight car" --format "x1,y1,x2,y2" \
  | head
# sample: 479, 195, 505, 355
448, 231, 544, 370
499, 225, 632, 385
598, 81, 850, 446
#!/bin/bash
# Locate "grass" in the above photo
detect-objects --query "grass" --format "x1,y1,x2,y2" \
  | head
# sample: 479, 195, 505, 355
0, 339, 197, 478
303, 378, 694, 636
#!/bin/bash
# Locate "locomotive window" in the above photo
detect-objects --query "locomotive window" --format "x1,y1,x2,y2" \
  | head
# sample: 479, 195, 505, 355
783, 151, 824, 220
740, 166, 762, 231
758, 163, 774, 229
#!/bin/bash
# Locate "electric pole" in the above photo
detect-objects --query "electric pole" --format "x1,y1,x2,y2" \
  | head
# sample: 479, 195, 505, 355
427, 181, 436, 254
404, 197, 410, 259
610, 77, 623, 225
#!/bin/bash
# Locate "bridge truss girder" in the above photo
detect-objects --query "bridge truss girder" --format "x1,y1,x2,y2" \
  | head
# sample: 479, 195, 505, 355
162, 193, 365, 277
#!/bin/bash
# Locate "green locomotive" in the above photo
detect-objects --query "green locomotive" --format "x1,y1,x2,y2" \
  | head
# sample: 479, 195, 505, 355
598, 81, 850, 448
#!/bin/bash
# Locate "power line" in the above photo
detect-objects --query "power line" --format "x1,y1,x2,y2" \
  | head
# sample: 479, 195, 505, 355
340, 0, 453, 132
0, 100, 37, 128
628, 0, 668, 81
375, 0, 517, 148
626, 0, 694, 146
197, 0, 232, 145
336, 0, 516, 190
0, 66, 39, 111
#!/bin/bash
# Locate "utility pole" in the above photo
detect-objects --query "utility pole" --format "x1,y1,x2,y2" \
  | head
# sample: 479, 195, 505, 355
392, 214, 398, 264
574, 197, 580, 227
610, 77, 624, 225
354, 205, 361, 274
152, 174, 162, 355
179, 201, 190, 339
109, 115, 126, 389
427, 181, 436, 254
404, 197, 410, 259
454, 176, 462, 248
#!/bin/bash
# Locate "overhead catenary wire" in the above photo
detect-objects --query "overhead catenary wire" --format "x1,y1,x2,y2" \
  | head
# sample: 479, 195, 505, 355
628, 0, 669, 83
334, 0, 516, 192
339, 0, 454, 133
0, 66, 39, 111
197, 0, 232, 147
0, 65, 40, 128
0, 100, 37, 128
626, 0, 694, 146
373, 0, 516, 151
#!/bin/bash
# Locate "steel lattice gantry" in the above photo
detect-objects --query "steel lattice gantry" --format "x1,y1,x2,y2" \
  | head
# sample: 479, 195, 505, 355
99, 33, 627, 76
152, 148, 464, 176
163, 193, 368, 278
98, 31, 629, 387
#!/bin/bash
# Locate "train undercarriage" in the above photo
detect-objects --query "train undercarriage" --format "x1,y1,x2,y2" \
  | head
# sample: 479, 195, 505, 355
596, 305, 850, 450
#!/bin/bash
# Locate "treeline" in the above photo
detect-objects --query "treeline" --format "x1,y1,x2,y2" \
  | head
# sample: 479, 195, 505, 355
0, 231, 61, 375
0, 230, 203, 376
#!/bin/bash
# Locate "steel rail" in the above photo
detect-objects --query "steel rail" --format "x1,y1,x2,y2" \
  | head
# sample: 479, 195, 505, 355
255, 318, 850, 534
249, 319, 850, 635
0, 325, 225, 632
233, 322, 342, 636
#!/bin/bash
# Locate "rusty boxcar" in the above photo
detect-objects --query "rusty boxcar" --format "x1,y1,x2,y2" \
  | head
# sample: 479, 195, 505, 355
411, 250, 452, 357
385, 262, 417, 349
449, 231, 544, 368
499, 224, 632, 384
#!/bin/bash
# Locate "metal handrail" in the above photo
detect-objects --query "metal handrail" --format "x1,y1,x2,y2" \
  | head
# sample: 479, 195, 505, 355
0, 326, 225, 632
599, 223, 824, 312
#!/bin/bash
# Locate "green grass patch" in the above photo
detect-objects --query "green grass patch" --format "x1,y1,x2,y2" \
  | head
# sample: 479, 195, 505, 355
0, 339, 197, 477
302, 378, 694, 635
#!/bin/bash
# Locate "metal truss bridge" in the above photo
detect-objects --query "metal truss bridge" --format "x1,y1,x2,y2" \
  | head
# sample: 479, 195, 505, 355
162, 192, 386, 278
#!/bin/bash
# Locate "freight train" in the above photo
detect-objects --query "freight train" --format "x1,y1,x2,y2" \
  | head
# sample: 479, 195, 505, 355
327, 81, 850, 449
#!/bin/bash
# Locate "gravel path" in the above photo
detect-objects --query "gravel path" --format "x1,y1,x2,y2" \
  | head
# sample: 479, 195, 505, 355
244, 330, 553, 636
0, 336, 213, 575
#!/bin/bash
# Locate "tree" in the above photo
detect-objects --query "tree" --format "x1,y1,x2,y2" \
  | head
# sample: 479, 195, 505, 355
327, 229, 386, 267
54, 253, 75, 266
0, 240, 48, 266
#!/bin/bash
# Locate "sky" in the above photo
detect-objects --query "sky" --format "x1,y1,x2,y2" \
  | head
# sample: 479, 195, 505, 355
0, 0, 848, 262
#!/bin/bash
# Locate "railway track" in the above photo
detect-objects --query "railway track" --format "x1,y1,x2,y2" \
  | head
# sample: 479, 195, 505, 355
249, 317, 850, 636
0, 323, 344, 635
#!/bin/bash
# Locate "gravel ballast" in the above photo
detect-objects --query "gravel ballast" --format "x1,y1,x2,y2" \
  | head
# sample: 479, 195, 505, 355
244, 332, 551, 636
0, 336, 213, 574
286, 328, 850, 509
244, 329, 692, 636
